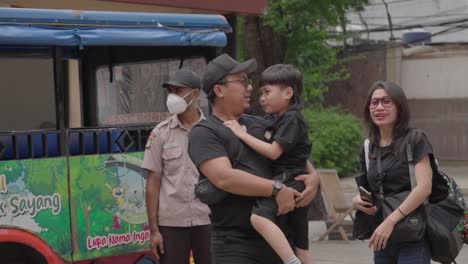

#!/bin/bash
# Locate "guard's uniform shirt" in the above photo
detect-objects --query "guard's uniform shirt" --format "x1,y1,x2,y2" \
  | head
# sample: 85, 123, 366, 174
142, 112, 210, 227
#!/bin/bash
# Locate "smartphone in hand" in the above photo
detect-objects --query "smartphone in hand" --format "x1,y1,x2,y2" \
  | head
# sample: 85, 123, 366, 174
359, 186, 373, 204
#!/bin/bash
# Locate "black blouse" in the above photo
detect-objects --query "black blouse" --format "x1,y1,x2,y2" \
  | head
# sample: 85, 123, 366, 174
359, 130, 433, 197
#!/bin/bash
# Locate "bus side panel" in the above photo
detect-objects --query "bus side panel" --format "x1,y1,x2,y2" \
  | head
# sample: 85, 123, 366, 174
0, 158, 72, 262
69, 152, 150, 261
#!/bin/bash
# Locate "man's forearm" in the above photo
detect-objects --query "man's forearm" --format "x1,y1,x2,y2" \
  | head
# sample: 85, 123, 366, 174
145, 172, 161, 233
200, 157, 274, 197
218, 168, 274, 197
200, 156, 298, 214
220, 161, 318, 197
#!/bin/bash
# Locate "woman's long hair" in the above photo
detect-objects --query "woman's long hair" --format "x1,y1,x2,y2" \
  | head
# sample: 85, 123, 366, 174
363, 81, 419, 160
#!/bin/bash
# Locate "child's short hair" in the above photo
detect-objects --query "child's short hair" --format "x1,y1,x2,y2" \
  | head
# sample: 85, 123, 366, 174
260, 64, 303, 110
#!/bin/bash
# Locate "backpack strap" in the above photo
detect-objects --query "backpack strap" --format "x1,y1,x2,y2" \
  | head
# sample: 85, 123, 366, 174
407, 143, 429, 205
406, 143, 416, 190
376, 147, 385, 199
364, 138, 370, 172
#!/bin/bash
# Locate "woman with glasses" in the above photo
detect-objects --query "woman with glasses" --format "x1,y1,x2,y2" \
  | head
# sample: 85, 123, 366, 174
352, 81, 434, 264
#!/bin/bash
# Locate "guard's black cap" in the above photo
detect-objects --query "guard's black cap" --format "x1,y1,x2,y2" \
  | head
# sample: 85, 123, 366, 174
162, 69, 201, 89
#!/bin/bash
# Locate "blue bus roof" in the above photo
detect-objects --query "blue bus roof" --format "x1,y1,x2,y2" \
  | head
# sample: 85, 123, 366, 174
0, 8, 231, 47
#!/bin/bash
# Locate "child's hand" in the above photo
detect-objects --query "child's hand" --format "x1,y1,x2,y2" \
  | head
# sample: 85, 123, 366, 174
224, 120, 247, 138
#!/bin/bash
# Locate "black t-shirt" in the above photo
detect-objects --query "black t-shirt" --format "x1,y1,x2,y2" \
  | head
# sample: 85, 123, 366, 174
188, 114, 276, 237
359, 130, 433, 197
266, 109, 312, 176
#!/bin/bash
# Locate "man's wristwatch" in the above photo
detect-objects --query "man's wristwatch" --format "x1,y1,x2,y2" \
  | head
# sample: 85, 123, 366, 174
272, 180, 283, 197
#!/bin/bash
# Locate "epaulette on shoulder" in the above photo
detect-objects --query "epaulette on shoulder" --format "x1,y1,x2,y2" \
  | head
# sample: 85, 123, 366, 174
155, 118, 171, 129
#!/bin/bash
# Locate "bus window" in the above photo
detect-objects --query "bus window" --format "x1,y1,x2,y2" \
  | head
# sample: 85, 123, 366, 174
95, 57, 208, 126
0, 57, 56, 131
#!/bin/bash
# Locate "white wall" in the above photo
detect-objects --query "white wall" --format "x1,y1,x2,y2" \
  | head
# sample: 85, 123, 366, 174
401, 53, 468, 99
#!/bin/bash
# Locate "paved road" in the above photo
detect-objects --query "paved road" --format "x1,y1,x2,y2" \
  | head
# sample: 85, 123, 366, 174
309, 240, 468, 264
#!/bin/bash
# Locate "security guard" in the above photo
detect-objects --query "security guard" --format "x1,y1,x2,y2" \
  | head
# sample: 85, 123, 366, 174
142, 69, 211, 264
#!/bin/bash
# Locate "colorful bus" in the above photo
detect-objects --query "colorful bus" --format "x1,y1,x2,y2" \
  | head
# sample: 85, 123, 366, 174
0, 7, 230, 263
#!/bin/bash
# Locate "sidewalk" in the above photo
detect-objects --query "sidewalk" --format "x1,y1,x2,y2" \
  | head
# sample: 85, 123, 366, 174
308, 160, 468, 264
309, 240, 468, 264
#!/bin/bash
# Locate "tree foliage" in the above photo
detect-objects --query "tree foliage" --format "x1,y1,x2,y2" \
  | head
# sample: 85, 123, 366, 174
262, 0, 368, 104
304, 107, 363, 176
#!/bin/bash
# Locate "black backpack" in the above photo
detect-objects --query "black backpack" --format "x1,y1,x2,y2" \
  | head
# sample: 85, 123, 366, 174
424, 156, 467, 264
405, 139, 466, 264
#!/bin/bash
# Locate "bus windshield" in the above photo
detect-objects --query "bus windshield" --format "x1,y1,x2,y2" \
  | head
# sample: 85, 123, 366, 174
96, 57, 208, 126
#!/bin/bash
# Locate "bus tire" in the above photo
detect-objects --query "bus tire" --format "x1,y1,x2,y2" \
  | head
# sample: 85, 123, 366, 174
0, 242, 47, 264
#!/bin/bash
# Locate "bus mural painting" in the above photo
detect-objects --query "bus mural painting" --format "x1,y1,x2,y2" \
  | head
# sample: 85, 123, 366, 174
0, 159, 70, 247
9, 193, 62, 217
0, 7, 230, 263
104, 155, 148, 228
86, 230, 150, 251
105, 183, 127, 208
68, 153, 151, 258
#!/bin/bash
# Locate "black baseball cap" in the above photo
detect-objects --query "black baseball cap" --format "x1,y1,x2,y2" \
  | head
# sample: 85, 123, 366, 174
203, 54, 257, 93
162, 69, 201, 89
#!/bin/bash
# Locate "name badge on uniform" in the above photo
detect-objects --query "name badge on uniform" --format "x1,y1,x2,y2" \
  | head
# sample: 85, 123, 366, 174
145, 132, 156, 149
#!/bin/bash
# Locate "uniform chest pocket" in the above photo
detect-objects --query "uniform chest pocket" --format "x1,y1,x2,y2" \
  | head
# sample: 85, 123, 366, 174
162, 145, 183, 175
162, 145, 182, 160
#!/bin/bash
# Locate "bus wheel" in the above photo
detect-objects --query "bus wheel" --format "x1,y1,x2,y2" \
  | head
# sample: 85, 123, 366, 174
0, 242, 47, 264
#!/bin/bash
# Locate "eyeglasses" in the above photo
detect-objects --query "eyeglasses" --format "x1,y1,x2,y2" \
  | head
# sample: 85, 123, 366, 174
218, 78, 252, 88
369, 97, 393, 109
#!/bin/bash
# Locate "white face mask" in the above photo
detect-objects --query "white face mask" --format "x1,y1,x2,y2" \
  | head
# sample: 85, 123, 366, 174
166, 90, 196, 115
